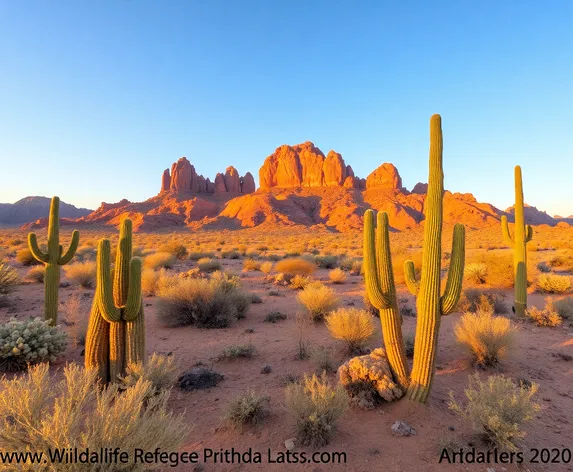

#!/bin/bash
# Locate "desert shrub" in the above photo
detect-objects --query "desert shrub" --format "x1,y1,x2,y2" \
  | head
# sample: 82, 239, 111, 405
264, 311, 287, 323
158, 242, 188, 260
338, 256, 354, 271
144, 252, 177, 270
285, 372, 348, 447
465, 263, 488, 285
75, 245, 96, 261
243, 258, 260, 272
325, 308, 374, 352
329, 268, 347, 284
553, 296, 573, 319
260, 261, 273, 275
479, 252, 514, 288
536, 274, 571, 293
536, 261, 551, 273
315, 255, 338, 269
457, 288, 508, 314
24, 265, 46, 284
454, 311, 516, 367
16, 248, 40, 266
224, 390, 270, 428
297, 282, 340, 322
9, 238, 23, 246
142, 268, 160, 296
219, 343, 256, 360
0, 363, 189, 471
250, 293, 263, 304
290, 274, 311, 290
0, 262, 21, 296
310, 346, 336, 373
448, 374, 540, 451
274, 258, 316, 276
62, 293, 88, 348
549, 254, 573, 270
0, 318, 67, 372
221, 250, 241, 259
197, 257, 222, 273
188, 251, 216, 261
157, 276, 249, 328
118, 353, 178, 394
64, 261, 96, 288
350, 259, 363, 275
525, 299, 562, 327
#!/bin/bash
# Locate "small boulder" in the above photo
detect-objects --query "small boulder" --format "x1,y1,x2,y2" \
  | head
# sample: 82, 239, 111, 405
178, 367, 224, 391
391, 420, 416, 437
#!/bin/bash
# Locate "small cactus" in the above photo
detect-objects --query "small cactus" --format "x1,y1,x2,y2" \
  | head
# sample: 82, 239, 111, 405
28, 196, 79, 324
85, 219, 145, 383
501, 166, 533, 317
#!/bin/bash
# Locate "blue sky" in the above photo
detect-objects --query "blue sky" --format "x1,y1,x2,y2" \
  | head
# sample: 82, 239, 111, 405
0, 1, 571, 216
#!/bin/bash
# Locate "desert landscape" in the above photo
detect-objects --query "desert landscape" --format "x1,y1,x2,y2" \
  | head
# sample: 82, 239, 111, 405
1, 115, 573, 471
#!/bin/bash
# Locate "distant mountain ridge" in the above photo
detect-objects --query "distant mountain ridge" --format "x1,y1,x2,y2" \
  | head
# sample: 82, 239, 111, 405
0, 196, 92, 226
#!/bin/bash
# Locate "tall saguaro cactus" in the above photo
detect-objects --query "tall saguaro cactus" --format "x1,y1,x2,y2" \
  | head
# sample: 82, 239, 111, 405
85, 219, 145, 383
501, 166, 532, 317
363, 114, 465, 404
28, 196, 80, 325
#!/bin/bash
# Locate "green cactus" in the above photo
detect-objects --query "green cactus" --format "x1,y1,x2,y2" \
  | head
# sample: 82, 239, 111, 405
363, 114, 465, 404
501, 166, 533, 317
85, 219, 145, 383
28, 196, 80, 325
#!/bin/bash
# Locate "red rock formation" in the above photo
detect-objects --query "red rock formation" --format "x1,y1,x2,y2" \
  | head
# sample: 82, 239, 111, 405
161, 169, 171, 192
214, 173, 227, 193
411, 182, 428, 194
343, 176, 360, 188
170, 157, 193, 191
297, 142, 325, 187
206, 178, 215, 193
224, 166, 241, 193
323, 151, 347, 187
366, 163, 403, 190
346, 165, 355, 178
241, 172, 256, 194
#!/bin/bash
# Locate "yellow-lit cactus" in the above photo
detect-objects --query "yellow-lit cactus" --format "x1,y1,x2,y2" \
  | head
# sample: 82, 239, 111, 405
85, 219, 145, 383
501, 166, 532, 317
28, 196, 79, 325
363, 114, 465, 404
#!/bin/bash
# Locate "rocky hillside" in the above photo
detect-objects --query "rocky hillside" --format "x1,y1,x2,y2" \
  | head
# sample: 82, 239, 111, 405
0, 197, 91, 226
21, 145, 572, 232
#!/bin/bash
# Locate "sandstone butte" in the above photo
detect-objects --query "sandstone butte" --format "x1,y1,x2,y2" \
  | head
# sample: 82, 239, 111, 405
23, 144, 571, 232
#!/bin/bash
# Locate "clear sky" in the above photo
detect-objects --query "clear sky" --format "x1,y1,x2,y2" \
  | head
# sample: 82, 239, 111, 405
0, 1, 571, 216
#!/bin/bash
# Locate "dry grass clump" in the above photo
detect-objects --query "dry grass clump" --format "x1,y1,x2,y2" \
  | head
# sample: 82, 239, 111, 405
274, 258, 316, 276
285, 372, 348, 448
218, 343, 256, 360
142, 268, 177, 296
465, 262, 488, 285
264, 311, 287, 323
448, 373, 540, 451
315, 255, 338, 269
525, 299, 562, 327
553, 296, 573, 319
457, 288, 508, 314
64, 261, 96, 288
15, 248, 40, 266
479, 252, 514, 288
118, 353, 178, 394
290, 274, 311, 289
224, 390, 270, 428
310, 346, 337, 373
157, 242, 188, 260
75, 245, 96, 261
454, 310, 516, 367
297, 282, 340, 322
188, 251, 216, 261
0, 262, 21, 296
242, 258, 261, 272
325, 308, 374, 352
260, 261, 273, 275
24, 265, 47, 284
197, 257, 222, 273
0, 363, 189, 471
157, 276, 250, 328
536, 274, 571, 293
144, 251, 177, 270
329, 268, 347, 284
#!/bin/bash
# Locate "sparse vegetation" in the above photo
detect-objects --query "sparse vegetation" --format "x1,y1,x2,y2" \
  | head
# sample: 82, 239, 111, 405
325, 308, 374, 352
525, 299, 562, 327
0, 261, 21, 296
197, 257, 222, 273
224, 390, 270, 428
64, 261, 96, 288
144, 251, 177, 270
274, 258, 316, 276
297, 282, 340, 322
264, 311, 287, 323
536, 274, 571, 293
448, 373, 540, 451
457, 288, 508, 314
553, 296, 573, 319
118, 353, 178, 394
465, 262, 488, 284
329, 268, 347, 284
219, 343, 256, 360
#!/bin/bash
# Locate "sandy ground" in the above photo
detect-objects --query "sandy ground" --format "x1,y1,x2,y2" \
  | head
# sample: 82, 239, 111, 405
1, 257, 573, 472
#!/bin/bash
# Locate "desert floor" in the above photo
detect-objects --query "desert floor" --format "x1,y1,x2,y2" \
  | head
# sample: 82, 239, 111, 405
1, 227, 573, 472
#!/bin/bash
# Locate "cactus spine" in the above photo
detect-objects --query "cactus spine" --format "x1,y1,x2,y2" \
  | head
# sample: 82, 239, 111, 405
28, 196, 80, 325
363, 114, 465, 404
501, 166, 532, 317
85, 219, 145, 383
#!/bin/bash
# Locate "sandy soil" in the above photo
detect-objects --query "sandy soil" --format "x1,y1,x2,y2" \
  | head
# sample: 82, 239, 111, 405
1, 257, 573, 472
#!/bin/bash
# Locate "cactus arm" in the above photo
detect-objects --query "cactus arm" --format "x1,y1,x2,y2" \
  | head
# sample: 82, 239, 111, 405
363, 210, 391, 309
28, 233, 49, 263
525, 224, 533, 243
440, 224, 466, 315
58, 230, 80, 265
403, 260, 420, 295
95, 239, 121, 323
122, 257, 142, 321
501, 215, 514, 247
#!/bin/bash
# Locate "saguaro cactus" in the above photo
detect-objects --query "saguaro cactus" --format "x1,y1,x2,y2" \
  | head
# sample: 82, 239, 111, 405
28, 196, 79, 325
85, 219, 145, 383
363, 114, 465, 404
501, 166, 532, 317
